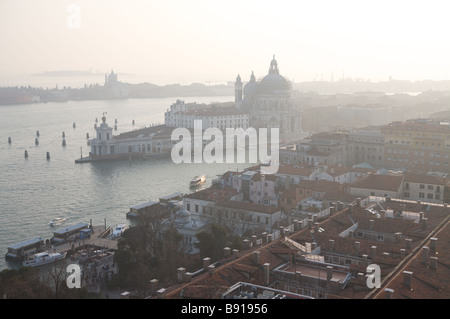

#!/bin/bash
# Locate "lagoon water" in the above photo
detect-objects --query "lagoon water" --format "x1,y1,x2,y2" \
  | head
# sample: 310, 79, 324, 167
0, 95, 249, 271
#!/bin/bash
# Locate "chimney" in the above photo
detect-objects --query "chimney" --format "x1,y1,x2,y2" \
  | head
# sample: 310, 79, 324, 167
243, 239, 251, 248
384, 288, 394, 299
263, 263, 270, 286
150, 279, 159, 296
419, 212, 424, 223
295, 271, 302, 282
422, 217, 428, 230
421, 246, 429, 265
400, 248, 406, 259
329, 206, 335, 216
403, 271, 413, 290
157, 288, 167, 299
208, 264, 215, 275
405, 238, 412, 251
261, 232, 268, 243
251, 235, 258, 246
267, 233, 273, 242
430, 237, 437, 253
357, 198, 362, 207
311, 242, 317, 251
223, 247, 231, 258
369, 219, 374, 230
232, 249, 239, 256
253, 250, 261, 265
203, 257, 211, 270
177, 267, 186, 283
121, 291, 131, 299
348, 230, 354, 238
327, 266, 333, 282
184, 272, 193, 283
329, 239, 335, 252
354, 241, 360, 256
385, 196, 391, 202
395, 232, 402, 242
430, 257, 438, 270
370, 246, 377, 260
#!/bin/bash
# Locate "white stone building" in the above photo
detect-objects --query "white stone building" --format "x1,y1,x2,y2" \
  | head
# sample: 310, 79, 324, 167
164, 99, 249, 130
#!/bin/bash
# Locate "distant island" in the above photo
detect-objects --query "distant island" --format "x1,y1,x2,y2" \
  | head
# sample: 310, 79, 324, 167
2, 69, 450, 105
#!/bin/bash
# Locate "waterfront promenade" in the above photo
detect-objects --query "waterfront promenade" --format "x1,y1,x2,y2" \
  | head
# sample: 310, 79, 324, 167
51, 225, 118, 255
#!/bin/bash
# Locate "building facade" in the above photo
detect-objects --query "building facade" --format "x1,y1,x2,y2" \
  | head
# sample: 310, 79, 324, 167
165, 99, 249, 130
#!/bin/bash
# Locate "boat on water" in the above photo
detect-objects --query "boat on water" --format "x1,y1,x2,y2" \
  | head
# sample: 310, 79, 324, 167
190, 174, 206, 188
23, 251, 67, 267
48, 217, 67, 227
112, 224, 128, 238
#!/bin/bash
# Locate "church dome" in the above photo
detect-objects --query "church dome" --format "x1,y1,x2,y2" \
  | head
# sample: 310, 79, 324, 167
174, 208, 191, 224
258, 56, 291, 94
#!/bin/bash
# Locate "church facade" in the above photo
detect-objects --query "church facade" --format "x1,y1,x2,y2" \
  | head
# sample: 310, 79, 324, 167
235, 56, 302, 141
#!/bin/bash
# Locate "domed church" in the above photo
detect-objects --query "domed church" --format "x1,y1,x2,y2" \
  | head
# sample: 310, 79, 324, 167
234, 56, 302, 140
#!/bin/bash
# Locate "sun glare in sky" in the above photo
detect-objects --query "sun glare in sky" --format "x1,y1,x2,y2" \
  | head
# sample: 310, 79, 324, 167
1, 0, 450, 85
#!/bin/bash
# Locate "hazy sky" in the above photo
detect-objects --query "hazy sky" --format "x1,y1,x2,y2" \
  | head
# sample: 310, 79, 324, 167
2, 0, 450, 85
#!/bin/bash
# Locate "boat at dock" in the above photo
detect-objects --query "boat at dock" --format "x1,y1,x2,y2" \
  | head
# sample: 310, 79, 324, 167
48, 217, 67, 227
189, 174, 206, 188
22, 251, 67, 267
112, 224, 128, 238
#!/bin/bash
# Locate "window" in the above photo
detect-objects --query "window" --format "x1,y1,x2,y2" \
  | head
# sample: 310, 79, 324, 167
428, 185, 433, 190
427, 193, 434, 200
404, 192, 410, 198
419, 192, 425, 198
420, 184, 425, 189
187, 203, 190, 211
377, 234, 384, 241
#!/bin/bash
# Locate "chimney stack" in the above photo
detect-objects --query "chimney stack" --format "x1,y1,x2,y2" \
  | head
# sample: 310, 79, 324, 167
177, 267, 186, 283
263, 263, 270, 286
354, 241, 360, 256
208, 264, 215, 275
421, 246, 429, 265
422, 217, 428, 230
150, 279, 159, 296
429, 237, 437, 253
405, 238, 412, 251
253, 250, 261, 265
430, 257, 438, 270
203, 257, 211, 270
184, 272, 193, 283
157, 288, 167, 299
327, 266, 333, 282
370, 246, 377, 260
403, 271, 413, 290
369, 219, 374, 230
223, 247, 231, 258
384, 288, 394, 299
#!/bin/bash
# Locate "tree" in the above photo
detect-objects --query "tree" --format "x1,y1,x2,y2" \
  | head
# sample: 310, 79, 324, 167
196, 224, 228, 261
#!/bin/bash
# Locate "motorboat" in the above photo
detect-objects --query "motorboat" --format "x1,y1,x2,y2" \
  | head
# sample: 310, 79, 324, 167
112, 224, 128, 238
23, 251, 67, 267
48, 217, 67, 227
189, 175, 206, 188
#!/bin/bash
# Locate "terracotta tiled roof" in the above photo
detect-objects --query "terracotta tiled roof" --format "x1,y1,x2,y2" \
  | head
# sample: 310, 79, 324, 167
277, 164, 316, 176
351, 174, 403, 192
404, 173, 445, 185
215, 200, 280, 214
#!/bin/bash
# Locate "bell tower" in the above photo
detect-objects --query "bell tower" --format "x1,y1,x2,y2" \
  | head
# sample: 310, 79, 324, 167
235, 74, 243, 103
